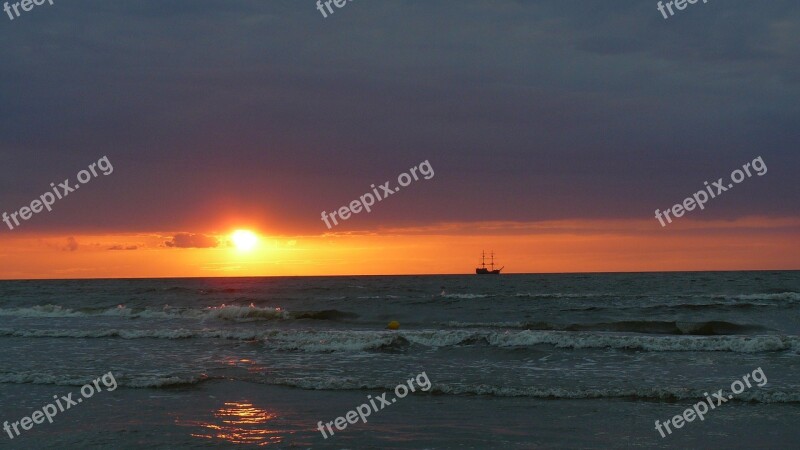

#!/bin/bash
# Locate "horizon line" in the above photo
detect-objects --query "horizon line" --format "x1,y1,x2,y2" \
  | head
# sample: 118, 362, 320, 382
1, 268, 798, 283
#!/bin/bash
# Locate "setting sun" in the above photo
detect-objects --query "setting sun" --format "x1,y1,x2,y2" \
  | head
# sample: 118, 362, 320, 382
231, 230, 259, 252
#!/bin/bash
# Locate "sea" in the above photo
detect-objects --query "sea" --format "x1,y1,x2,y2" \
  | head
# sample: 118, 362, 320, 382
0, 271, 798, 449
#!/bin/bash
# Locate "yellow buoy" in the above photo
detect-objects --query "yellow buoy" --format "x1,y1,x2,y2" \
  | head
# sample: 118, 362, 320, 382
387, 321, 400, 330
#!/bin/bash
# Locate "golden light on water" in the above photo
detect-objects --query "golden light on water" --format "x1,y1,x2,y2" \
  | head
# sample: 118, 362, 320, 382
186, 402, 283, 446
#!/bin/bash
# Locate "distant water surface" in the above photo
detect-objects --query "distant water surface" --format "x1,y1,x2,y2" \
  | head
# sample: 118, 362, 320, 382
1, 272, 799, 448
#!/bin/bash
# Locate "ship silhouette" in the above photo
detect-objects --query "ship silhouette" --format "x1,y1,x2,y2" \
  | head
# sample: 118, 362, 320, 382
475, 250, 503, 274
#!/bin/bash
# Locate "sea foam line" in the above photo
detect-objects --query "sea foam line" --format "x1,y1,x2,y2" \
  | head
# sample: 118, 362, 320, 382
1, 328, 797, 353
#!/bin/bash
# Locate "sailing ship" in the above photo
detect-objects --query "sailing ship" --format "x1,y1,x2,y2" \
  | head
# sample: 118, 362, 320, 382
475, 250, 503, 274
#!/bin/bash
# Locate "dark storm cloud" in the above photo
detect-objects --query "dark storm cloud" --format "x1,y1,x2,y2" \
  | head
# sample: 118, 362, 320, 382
0, 0, 797, 233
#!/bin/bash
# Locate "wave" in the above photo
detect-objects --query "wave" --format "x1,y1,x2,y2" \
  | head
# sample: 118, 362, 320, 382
710, 292, 800, 302
642, 302, 776, 312
443, 320, 770, 335
199, 305, 289, 321
3, 328, 796, 353
563, 302, 779, 313
199, 288, 244, 295
0, 328, 265, 340
441, 293, 490, 299
0, 304, 356, 322
514, 292, 612, 299
2, 371, 797, 403
0, 304, 88, 318
514, 291, 800, 303
428, 384, 800, 403
486, 330, 798, 353
131, 286, 246, 295
3, 370, 798, 403
125, 374, 212, 388
133, 286, 194, 294
271, 330, 798, 353
292, 309, 359, 320
0, 371, 212, 388
264, 377, 800, 403
443, 291, 607, 299
438, 291, 800, 303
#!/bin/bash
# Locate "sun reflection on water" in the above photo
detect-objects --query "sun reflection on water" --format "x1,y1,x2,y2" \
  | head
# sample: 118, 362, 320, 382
184, 401, 283, 446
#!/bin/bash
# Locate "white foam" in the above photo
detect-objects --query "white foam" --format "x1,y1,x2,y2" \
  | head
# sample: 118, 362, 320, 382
487, 330, 798, 353
441, 293, 489, 299
444, 321, 527, 328
0, 304, 85, 318
125, 374, 208, 388
0, 372, 98, 386
0, 328, 263, 340
711, 292, 800, 301
402, 330, 477, 347
263, 330, 401, 352
2, 326, 796, 354
0, 371, 207, 388
265, 376, 800, 403
514, 292, 599, 298
200, 305, 289, 321
0, 304, 289, 322
430, 383, 800, 403
3, 370, 796, 402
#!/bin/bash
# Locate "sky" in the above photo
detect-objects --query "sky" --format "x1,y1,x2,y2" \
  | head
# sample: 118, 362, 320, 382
0, 0, 798, 279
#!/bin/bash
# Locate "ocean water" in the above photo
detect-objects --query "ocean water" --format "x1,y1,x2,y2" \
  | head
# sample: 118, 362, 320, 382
0, 272, 799, 449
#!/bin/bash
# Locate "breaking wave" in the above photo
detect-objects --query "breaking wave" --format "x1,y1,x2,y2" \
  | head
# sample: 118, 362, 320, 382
0, 371, 212, 388
443, 320, 770, 335
3, 371, 798, 403
711, 292, 800, 302
265, 376, 800, 403
3, 328, 796, 353
0, 304, 357, 322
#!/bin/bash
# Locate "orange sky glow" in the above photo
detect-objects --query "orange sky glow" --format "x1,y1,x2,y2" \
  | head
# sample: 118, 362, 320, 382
1, 217, 798, 280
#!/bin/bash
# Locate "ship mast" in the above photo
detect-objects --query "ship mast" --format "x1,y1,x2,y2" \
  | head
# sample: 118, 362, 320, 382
490, 251, 495, 271
481, 250, 486, 268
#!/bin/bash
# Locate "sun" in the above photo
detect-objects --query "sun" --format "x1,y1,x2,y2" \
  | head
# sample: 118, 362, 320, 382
231, 230, 259, 252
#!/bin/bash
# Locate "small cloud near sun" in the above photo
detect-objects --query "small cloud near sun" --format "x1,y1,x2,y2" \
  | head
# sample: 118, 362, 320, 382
42, 237, 80, 252
165, 233, 219, 248
64, 237, 79, 252
108, 245, 138, 251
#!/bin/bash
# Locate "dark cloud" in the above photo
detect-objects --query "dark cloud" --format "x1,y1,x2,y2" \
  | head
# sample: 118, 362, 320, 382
65, 237, 79, 252
0, 0, 797, 233
108, 245, 138, 251
41, 237, 79, 251
165, 233, 219, 249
